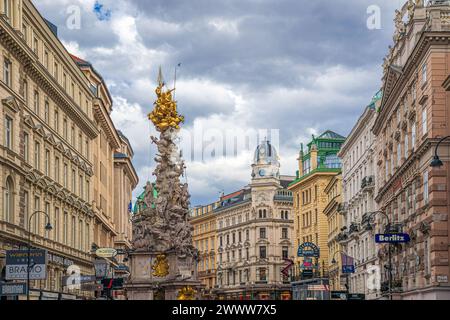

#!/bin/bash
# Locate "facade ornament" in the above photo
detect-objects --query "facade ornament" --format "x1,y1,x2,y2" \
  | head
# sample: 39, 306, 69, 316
394, 9, 406, 42
408, 0, 416, 20
152, 254, 170, 277
177, 286, 197, 300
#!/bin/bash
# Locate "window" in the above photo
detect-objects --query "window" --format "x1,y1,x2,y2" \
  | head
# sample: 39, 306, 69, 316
71, 125, 75, 145
72, 169, 76, 193
54, 62, 59, 80
324, 155, 342, 169
405, 131, 409, 157
411, 122, 416, 149
423, 170, 429, 204
63, 73, 67, 90
259, 268, 267, 281
3, 58, 11, 87
71, 216, 76, 246
422, 63, 427, 84
54, 109, 59, 132
44, 49, 49, 69
4, 0, 10, 19
5, 116, 13, 149
260, 228, 266, 239
33, 37, 38, 55
45, 149, 50, 175
44, 100, 49, 123
63, 212, 68, 244
397, 141, 401, 166
3, 177, 14, 223
86, 180, 90, 201
282, 246, 289, 260
79, 176, 83, 198
63, 164, 68, 188
259, 246, 267, 259
246, 229, 249, 241
34, 90, 39, 115
24, 191, 29, 228
78, 132, 83, 153
54, 157, 60, 183
54, 207, 60, 242
34, 141, 40, 170
63, 118, 68, 139
303, 158, 311, 175
33, 196, 40, 234
85, 139, 89, 159
282, 227, 288, 239
79, 220, 83, 250
422, 109, 427, 135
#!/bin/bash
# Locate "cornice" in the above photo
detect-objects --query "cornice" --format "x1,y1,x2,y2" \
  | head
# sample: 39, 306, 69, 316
374, 32, 450, 134
93, 98, 121, 150
0, 18, 99, 139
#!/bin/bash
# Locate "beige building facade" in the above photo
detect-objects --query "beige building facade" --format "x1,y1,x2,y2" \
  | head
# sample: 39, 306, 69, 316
337, 93, 381, 300
0, 0, 137, 300
372, 1, 450, 300
215, 141, 295, 300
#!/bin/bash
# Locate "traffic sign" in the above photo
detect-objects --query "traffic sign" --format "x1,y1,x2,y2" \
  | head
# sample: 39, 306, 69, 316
5, 250, 47, 280
62, 275, 97, 286
0, 283, 27, 296
375, 233, 410, 243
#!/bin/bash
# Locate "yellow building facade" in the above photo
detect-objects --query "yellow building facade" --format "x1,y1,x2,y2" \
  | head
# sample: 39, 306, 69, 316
289, 131, 345, 281
190, 202, 219, 299
323, 173, 344, 291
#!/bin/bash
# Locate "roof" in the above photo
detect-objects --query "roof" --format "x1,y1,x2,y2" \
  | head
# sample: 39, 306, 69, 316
117, 130, 134, 156
318, 130, 346, 140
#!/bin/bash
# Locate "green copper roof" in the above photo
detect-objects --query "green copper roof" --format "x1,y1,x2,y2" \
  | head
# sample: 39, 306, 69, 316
317, 130, 346, 140
133, 182, 158, 214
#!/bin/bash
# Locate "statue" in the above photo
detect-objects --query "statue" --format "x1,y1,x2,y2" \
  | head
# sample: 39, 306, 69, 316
132, 67, 197, 259
152, 254, 170, 277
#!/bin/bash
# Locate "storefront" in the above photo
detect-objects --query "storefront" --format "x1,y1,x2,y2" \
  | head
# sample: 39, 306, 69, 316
292, 278, 330, 300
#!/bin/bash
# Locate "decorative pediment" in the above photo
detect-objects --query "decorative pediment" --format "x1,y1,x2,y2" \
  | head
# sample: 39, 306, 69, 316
55, 141, 65, 153
24, 115, 36, 128
46, 184, 58, 195
66, 195, 75, 206
80, 161, 87, 171
44, 133, 57, 146
2, 96, 20, 113
64, 149, 73, 159
74, 199, 82, 209
25, 171, 39, 184
34, 124, 46, 137
72, 155, 80, 165
86, 167, 94, 177
381, 64, 403, 110
36, 177, 48, 190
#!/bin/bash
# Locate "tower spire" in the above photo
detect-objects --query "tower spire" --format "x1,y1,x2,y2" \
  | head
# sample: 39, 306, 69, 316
157, 66, 164, 86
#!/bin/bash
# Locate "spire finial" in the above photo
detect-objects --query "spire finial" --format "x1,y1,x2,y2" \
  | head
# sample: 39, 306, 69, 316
157, 66, 164, 86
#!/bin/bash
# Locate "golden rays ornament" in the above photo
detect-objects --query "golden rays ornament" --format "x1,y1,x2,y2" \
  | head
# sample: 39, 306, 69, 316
148, 67, 185, 132
177, 286, 197, 300
152, 254, 169, 277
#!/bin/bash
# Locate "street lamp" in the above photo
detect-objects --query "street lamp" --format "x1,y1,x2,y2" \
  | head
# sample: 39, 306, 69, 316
27, 211, 52, 301
430, 136, 450, 168
364, 210, 393, 301
330, 250, 350, 295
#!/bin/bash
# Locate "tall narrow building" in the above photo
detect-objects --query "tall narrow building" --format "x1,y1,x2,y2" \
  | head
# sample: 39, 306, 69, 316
289, 131, 345, 299
372, 1, 450, 299
337, 92, 381, 299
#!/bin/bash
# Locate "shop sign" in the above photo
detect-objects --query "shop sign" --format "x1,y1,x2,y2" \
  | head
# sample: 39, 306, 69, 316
375, 233, 410, 243
297, 242, 320, 257
0, 283, 27, 296
95, 248, 117, 258
5, 250, 47, 280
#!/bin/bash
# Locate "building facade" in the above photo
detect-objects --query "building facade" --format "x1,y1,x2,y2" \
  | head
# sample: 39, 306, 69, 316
372, 1, 450, 300
190, 201, 220, 299
324, 173, 344, 291
337, 92, 381, 300
289, 131, 346, 283
0, 0, 137, 300
214, 141, 295, 300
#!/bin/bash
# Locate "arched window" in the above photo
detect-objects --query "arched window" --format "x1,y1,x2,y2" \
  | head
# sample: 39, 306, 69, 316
3, 177, 14, 223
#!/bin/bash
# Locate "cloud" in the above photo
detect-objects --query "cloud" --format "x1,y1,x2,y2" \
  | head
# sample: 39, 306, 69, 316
32, 0, 403, 206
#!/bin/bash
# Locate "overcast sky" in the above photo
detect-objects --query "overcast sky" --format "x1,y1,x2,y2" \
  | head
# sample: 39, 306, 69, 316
33, 0, 404, 206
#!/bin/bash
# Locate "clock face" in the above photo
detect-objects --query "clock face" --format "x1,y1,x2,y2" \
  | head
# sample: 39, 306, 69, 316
259, 147, 266, 156
259, 169, 266, 177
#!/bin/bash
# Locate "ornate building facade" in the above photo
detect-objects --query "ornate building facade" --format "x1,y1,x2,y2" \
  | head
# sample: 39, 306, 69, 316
289, 131, 345, 281
190, 201, 220, 299
0, 1, 137, 300
337, 92, 381, 299
324, 173, 343, 291
372, 1, 450, 300
214, 141, 295, 300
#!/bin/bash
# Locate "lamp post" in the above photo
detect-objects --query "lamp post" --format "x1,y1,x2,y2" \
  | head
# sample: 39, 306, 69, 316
27, 211, 52, 301
430, 136, 450, 168
365, 210, 393, 301
331, 250, 350, 297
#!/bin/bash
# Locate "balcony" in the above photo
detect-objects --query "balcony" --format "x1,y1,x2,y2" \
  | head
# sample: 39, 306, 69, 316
274, 190, 293, 202
348, 222, 360, 235
361, 176, 375, 191
336, 231, 349, 243
337, 202, 348, 214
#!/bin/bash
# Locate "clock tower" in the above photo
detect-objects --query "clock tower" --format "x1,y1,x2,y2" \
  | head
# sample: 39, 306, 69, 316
251, 140, 280, 183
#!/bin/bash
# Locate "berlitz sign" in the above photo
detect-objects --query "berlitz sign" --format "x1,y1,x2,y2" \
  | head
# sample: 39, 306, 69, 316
375, 234, 410, 243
